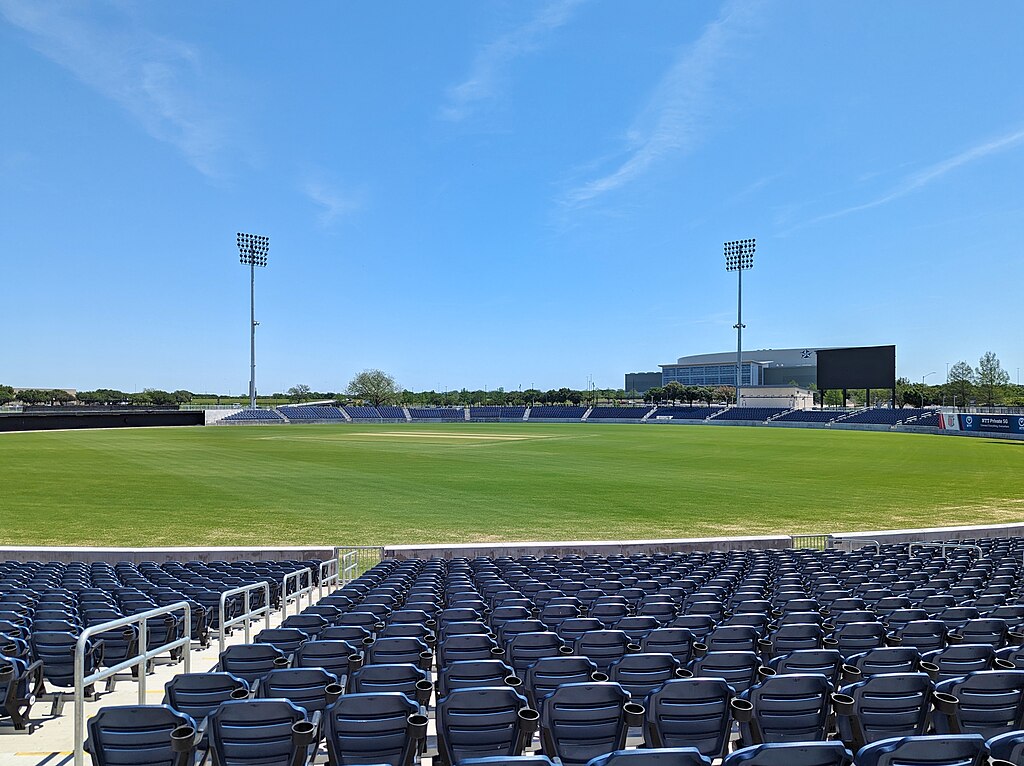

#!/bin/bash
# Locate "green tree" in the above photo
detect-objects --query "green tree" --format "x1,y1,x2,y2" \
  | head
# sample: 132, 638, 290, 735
346, 369, 402, 406
523, 389, 542, 406
662, 382, 685, 403
0, 385, 15, 405
644, 386, 664, 404
711, 386, 733, 404
287, 384, 312, 403
17, 389, 48, 405
173, 389, 193, 404
947, 360, 976, 407
976, 351, 1010, 406
144, 389, 177, 405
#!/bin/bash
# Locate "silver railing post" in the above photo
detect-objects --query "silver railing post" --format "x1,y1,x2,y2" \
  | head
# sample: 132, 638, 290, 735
281, 568, 314, 620
218, 581, 272, 655
74, 602, 192, 766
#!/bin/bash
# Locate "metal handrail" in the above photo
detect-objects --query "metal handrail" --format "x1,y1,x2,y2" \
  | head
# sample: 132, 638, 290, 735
341, 550, 359, 584
833, 538, 881, 554
219, 581, 272, 655
74, 601, 192, 766
909, 542, 984, 559
281, 568, 314, 619
319, 557, 339, 599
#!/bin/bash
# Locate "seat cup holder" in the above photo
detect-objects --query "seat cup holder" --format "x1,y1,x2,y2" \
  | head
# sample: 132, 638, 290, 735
947, 633, 964, 645
757, 666, 776, 680
425, 619, 437, 629
822, 622, 836, 633
170, 725, 196, 752
490, 647, 506, 657
919, 661, 940, 680
1008, 632, 1024, 647
0, 666, 13, 681
558, 645, 575, 655
419, 651, 434, 668
730, 698, 753, 723
325, 683, 344, 703
623, 702, 645, 727
273, 657, 290, 668
627, 643, 642, 653
823, 637, 840, 649
693, 642, 709, 658
841, 664, 862, 683
675, 668, 694, 679
487, 632, 498, 640
230, 687, 250, 700
362, 637, 375, 647
990, 760, 1016, 766
407, 713, 429, 739
932, 691, 960, 716
994, 658, 1017, 670
830, 693, 856, 716
591, 671, 610, 682
349, 654, 365, 671
885, 635, 903, 647
291, 720, 317, 747
518, 707, 541, 733
504, 675, 523, 688
415, 679, 433, 706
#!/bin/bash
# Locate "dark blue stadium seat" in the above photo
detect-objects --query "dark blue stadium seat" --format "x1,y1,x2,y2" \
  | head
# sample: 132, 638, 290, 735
987, 730, 1024, 763
349, 663, 433, 708
255, 667, 342, 714
835, 672, 933, 749
539, 682, 643, 766
435, 686, 539, 766
734, 673, 833, 746
217, 643, 289, 685
163, 672, 249, 723
207, 699, 319, 766
722, 742, 854, 766
585, 748, 711, 766
324, 692, 427, 766
84, 704, 198, 766
934, 670, 1024, 737
607, 652, 684, 701
523, 655, 602, 708
643, 677, 733, 758
855, 734, 988, 766
0, 654, 43, 730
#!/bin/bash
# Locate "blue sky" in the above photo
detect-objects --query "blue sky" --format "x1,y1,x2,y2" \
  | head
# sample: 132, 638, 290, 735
2, 1, 1022, 394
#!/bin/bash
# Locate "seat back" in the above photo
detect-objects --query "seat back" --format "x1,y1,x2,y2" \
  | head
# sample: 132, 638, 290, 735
738, 673, 833, 745
523, 656, 600, 709
720, 741, 854, 766
607, 653, 680, 702
836, 672, 932, 747
219, 643, 288, 685
689, 651, 761, 694
163, 672, 248, 720
350, 663, 432, 706
848, 647, 921, 677
854, 734, 987, 766
436, 686, 535, 765
574, 630, 633, 673
438, 660, 517, 697
324, 692, 424, 766
258, 667, 339, 713
540, 682, 634, 766
586, 748, 711, 766
85, 704, 197, 766
207, 699, 309, 766
644, 677, 732, 758
768, 650, 843, 686
935, 670, 1024, 737
505, 632, 565, 676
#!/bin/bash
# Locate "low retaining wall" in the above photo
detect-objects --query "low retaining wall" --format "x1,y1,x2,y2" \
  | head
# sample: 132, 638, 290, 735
832, 522, 1024, 547
385, 535, 792, 560
0, 410, 203, 432
0, 545, 335, 564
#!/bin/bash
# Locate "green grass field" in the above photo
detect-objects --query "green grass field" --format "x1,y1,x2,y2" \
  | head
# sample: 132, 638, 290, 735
1, 423, 1022, 547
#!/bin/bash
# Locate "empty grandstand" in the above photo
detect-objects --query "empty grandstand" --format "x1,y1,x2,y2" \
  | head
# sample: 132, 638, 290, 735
16, 533, 1024, 763
587, 406, 654, 420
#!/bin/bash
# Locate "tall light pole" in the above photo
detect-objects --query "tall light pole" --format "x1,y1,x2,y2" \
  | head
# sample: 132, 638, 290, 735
922, 371, 935, 408
725, 239, 755, 406
237, 233, 269, 410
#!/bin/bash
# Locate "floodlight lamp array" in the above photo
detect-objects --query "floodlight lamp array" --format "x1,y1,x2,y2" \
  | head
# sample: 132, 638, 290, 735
724, 238, 755, 271
237, 232, 270, 266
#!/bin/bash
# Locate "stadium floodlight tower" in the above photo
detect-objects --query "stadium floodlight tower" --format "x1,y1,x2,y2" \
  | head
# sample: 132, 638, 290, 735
724, 238, 755, 405
237, 232, 269, 411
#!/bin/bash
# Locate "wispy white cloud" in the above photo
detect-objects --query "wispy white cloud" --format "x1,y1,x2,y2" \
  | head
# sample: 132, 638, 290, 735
0, 0, 230, 177
799, 126, 1024, 228
302, 180, 360, 226
561, 1, 762, 207
441, 0, 586, 122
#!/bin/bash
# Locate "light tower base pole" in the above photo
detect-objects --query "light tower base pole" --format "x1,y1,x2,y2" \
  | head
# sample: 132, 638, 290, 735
249, 259, 257, 410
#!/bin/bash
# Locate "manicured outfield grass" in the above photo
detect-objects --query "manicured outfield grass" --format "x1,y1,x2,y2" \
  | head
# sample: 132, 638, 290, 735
1, 423, 1022, 547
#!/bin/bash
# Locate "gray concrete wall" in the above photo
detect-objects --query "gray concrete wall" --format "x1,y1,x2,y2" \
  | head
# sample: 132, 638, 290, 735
832, 522, 1024, 547
385, 535, 792, 560
0, 545, 335, 564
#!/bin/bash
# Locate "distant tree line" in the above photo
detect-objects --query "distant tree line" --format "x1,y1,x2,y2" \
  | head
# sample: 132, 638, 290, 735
0, 387, 194, 406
